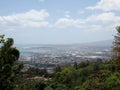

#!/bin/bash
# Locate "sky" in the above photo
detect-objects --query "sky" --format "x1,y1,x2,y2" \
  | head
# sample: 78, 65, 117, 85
0, 0, 120, 44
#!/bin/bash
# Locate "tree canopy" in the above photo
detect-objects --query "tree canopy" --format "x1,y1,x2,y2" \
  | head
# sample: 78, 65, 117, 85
0, 35, 23, 90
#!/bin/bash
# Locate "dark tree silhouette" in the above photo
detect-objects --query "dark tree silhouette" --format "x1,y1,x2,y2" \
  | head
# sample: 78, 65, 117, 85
0, 35, 23, 90
113, 26, 120, 59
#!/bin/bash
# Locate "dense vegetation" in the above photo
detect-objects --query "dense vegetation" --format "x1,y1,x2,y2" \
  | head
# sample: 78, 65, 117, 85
1, 26, 120, 90
21, 58, 120, 90
0, 35, 23, 90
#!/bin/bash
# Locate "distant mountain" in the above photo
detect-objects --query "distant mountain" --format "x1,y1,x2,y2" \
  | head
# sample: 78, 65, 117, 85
80, 40, 113, 47
16, 40, 113, 53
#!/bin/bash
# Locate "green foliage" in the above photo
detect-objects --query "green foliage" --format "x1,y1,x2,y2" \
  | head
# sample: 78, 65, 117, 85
78, 61, 89, 68
24, 58, 120, 90
25, 67, 48, 77
0, 35, 23, 90
44, 86, 53, 90
105, 72, 120, 90
80, 70, 111, 90
113, 26, 120, 59
46, 58, 120, 90
54, 65, 62, 73
74, 61, 78, 70
35, 80, 46, 90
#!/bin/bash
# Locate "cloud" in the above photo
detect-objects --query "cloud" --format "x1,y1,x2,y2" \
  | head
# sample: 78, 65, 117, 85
87, 0, 120, 11
55, 18, 85, 28
87, 12, 120, 23
54, 12, 120, 31
85, 12, 120, 30
55, 18, 73, 28
85, 12, 120, 31
0, 9, 50, 31
86, 12, 120, 31
0, 9, 120, 32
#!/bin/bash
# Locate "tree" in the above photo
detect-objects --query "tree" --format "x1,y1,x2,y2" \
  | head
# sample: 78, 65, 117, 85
113, 26, 120, 59
74, 61, 78, 70
54, 65, 61, 73
35, 80, 46, 90
105, 72, 120, 90
112, 26, 120, 70
78, 61, 89, 68
0, 35, 23, 90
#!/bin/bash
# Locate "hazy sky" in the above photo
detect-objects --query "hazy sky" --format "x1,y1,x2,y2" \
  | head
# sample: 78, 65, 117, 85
0, 0, 120, 44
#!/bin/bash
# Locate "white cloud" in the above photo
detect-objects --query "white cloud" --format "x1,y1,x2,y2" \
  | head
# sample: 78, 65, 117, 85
0, 9, 50, 30
55, 18, 85, 28
85, 12, 120, 31
87, 0, 120, 11
55, 18, 73, 28
87, 12, 120, 23
54, 12, 120, 31
0, 9, 120, 32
